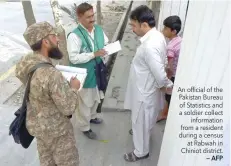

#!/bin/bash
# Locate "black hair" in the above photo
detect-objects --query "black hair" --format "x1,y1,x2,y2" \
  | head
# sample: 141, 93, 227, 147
130, 5, 155, 28
163, 15, 182, 34
77, 2, 93, 15
30, 40, 42, 51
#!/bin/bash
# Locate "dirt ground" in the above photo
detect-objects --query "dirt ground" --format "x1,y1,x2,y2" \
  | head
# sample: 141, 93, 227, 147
4, 2, 128, 106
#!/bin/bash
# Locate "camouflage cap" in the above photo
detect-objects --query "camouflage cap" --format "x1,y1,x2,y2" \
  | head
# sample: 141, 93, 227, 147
23, 21, 56, 46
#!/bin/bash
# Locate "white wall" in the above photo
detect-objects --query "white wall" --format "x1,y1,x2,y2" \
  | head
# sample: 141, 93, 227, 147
158, 1, 230, 166
157, 0, 188, 36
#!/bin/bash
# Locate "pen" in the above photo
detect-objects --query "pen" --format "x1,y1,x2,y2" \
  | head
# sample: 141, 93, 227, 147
71, 74, 77, 81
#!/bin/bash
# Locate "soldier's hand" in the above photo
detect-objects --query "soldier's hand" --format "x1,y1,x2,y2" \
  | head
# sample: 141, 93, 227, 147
94, 49, 107, 57
70, 77, 81, 90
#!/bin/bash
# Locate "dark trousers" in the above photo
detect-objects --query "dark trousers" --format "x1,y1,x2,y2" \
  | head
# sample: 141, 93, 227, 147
165, 77, 175, 108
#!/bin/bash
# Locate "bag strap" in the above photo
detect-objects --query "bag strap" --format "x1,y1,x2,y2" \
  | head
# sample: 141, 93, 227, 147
21, 62, 53, 109
78, 27, 99, 65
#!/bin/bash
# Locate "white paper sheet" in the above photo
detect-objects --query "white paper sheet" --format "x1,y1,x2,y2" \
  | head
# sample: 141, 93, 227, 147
56, 65, 87, 91
103, 40, 122, 56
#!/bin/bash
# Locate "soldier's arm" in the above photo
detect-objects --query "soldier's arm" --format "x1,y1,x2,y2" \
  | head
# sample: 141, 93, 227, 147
49, 69, 79, 116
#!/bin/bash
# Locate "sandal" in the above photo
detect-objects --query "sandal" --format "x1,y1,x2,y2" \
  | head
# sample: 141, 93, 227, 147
129, 129, 133, 135
124, 152, 149, 162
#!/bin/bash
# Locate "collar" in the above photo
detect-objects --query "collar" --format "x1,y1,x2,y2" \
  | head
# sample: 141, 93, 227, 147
42, 55, 52, 63
170, 35, 180, 41
139, 27, 156, 43
79, 23, 95, 33
35, 52, 52, 63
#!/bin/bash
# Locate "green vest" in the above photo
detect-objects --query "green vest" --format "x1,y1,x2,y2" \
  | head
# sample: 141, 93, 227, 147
69, 24, 105, 88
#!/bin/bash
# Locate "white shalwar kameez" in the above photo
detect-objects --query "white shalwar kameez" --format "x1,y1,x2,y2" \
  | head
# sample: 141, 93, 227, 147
124, 27, 173, 157
67, 24, 109, 131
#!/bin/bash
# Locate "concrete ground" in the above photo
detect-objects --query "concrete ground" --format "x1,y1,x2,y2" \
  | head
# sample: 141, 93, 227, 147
102, 1, 140, 111
0, 104, 165, 166
0, 1, 166, 166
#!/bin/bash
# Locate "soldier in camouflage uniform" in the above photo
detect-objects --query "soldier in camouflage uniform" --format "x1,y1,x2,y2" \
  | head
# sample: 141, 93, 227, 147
15, 21, 80, 166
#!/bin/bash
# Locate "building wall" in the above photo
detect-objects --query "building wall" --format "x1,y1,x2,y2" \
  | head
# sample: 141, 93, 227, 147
158, 1, 230, 166
148, 0, 161, 28
157, 0, 188, 36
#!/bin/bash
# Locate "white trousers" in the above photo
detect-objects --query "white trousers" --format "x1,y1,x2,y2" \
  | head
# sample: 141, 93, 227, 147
76, 87, 103, 132
76, 98, 99, 131
132, 102, 158, 157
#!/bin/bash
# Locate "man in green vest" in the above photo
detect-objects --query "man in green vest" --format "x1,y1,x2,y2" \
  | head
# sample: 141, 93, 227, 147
67, 2, 109, 139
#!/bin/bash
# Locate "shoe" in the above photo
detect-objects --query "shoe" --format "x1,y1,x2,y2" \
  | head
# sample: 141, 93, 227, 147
129, 129, 133, 135
124, 152, 149, 162
83, 129, 97, 139
90, 118, 103, 124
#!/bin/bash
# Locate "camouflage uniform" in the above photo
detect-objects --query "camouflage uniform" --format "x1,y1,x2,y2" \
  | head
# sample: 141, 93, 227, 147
15, 22, 79, 166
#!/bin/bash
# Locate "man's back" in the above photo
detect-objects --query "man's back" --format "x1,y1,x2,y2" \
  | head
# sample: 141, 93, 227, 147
131, 28, 168, 95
